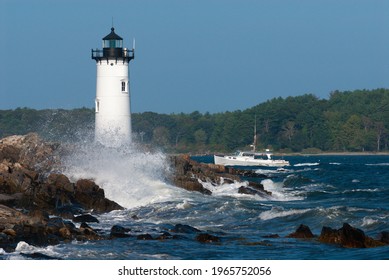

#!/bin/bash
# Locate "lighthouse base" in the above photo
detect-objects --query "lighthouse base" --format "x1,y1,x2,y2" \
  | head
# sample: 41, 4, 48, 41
95, 116, 131, 147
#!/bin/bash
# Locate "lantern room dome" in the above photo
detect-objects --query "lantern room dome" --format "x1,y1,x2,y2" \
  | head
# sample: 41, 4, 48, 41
103, 27, 123, 41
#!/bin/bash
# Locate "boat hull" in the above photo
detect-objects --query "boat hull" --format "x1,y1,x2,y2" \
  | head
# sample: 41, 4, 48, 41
214, 155, 289, 167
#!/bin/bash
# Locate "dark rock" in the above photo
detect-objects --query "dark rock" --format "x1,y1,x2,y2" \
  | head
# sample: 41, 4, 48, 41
238, 186, 258, 195
20, 252, 61, 260
196, 233, 220, 243
137, 234, 154, 240
248, 181, 271, 194
53, 205, 83, 219
75, 179, 123, 213
79, 222, 101, 240
58, 227, 72, 239
173, 176, 212, 195
47, 234, 60, 245
0, 194, 18, 207
0, 232, 12, 244
0, 204, 30, 229
379, 231, 389, 244
46, 217, 66, 235
318, 223, 386, 248
156, 232, 172, 240
169, 155, 248, 195
171, 224, 201, 234
262, 234, 280, 238
110, 225, 131, 238
287, 224, 315, 238
46, 173, 74, 193
28, 209, 50, 224
73, 214, 100, 223
12, 223, 49, 247
238, 184, 271, 197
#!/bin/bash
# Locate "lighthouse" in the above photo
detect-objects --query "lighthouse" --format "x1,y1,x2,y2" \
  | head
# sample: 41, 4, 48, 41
91, 27, 135, 147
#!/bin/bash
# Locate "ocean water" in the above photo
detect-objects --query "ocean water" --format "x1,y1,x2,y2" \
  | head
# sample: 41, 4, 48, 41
2, 148, 389, 260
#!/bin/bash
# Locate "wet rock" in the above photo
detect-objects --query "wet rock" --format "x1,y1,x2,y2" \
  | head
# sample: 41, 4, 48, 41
248, 181, 271, 194
287, 224, 315, 239
12, 223, 50, 247
0, 232, 12, 244
262, 234, 280, 238
156, 232, 172, 240
110, 225, 131, 238
318, 223, 385, 248
238, 186, 258, 195
2, 228, 17, 237
46, 217, 66, 235
379, 231, 389, 244
0, 204, 30, 229
137, 234, 154, 240
169, 155, 273, 197
53, 205, 83, 219
196, 233, 220, 243
46, 173, 74, 193
20, 252, 61, 260
28, 209, 50, 224
73, 214, 99, 223
238, 182, 271, 197
58, 227, 72, 239
75, 179, 123, 213
171, 224, 201, 234
173, 176, 212, 195
0, 133, 62, 172
79, 222, 101, 241
169, 155, 238, 194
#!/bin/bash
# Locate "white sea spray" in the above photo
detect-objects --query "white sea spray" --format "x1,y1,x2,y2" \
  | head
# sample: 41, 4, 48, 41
62, 141, 184, 209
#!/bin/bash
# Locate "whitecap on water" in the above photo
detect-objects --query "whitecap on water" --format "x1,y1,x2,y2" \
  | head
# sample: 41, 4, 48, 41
258, 206, 311, 221
361, 217, 379, 227
261, 179, 304, 201
294, 162, 320, 167
176, 200, 192, 210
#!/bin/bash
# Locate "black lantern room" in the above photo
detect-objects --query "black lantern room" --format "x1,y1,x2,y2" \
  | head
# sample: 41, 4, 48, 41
92, 27, 134, 63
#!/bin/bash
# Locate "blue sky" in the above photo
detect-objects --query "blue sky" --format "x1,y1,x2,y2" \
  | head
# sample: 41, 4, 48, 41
1, 0, 389, 114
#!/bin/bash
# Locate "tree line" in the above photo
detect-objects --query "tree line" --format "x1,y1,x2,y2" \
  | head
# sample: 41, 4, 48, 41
1, 88, 388, 153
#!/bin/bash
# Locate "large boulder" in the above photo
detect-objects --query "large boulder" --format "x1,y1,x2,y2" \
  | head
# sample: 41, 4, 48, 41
169, 155, 271, 197
0, 133, 62, 172
0, 134, 123, 214
74, 179, 123, 213
287, 224, 315, 238
318, 223, 385, 248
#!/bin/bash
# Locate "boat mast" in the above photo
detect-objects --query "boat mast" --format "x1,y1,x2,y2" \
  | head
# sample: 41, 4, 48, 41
252, 115, 257, 152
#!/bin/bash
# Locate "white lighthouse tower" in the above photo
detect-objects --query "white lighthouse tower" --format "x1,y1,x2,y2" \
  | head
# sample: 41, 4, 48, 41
91, 27, 135, 147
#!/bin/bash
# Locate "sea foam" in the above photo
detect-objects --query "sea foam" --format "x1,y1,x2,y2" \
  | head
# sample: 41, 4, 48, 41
63, 142, 184, 209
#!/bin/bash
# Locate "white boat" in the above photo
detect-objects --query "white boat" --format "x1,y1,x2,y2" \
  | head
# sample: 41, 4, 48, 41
214, 149, 290, 167
213, 117, 290, 167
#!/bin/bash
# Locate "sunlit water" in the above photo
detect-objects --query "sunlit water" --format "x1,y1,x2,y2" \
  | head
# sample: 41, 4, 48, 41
2, 147, 389, 259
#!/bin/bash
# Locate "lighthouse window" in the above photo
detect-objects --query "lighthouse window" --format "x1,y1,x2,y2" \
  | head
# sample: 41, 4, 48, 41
95, 99, 100, 113
121, 81, 126, 92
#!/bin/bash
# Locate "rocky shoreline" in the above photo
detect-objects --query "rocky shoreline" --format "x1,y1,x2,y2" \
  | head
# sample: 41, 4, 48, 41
1, 133, 388, 258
